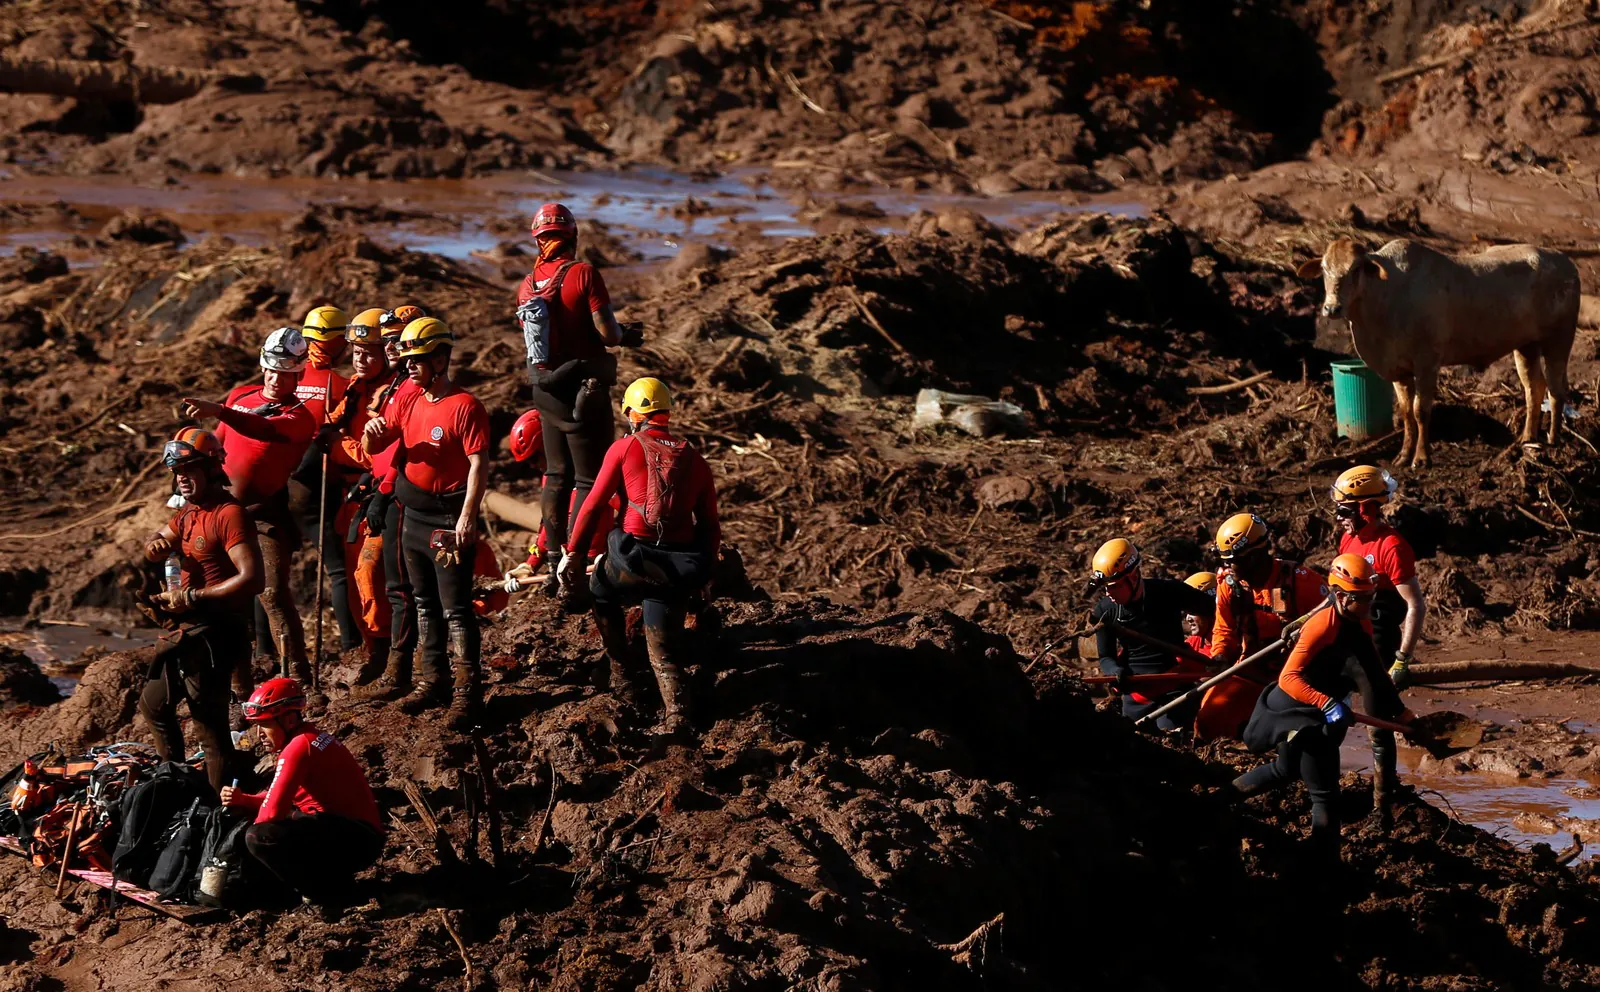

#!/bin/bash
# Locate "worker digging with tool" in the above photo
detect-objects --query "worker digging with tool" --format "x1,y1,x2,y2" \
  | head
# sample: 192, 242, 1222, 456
182, 328, 318, 693
362, 317, 489, 729
518, 203, 633, 588
1195, 513, 1330, 741
220, 677, 383, 920
1331, 465, 1428, 825
137, 428, 264, 794
1183, 572, 1217, 655
350, 304, 427, 701
559, 377, 720, 739
1233, 554, 1413, 862
1088, 540, 1216, 732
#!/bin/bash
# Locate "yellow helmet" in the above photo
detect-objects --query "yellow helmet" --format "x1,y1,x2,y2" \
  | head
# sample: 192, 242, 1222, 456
1184, 571, 1218, 595
1090, 539, 1141, 584
1330, 465, 1397, 505
301, 305, 348, 341
1215, 513, 1270, 562
621, 377, 672, 418
396, 317, 453, 358
348, 308, 385, 346
1327, 553, 1376, 593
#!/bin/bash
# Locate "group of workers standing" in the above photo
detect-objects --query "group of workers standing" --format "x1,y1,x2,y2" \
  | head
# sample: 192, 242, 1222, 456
129, 203, 721, 909
1090, 465, 1428, 860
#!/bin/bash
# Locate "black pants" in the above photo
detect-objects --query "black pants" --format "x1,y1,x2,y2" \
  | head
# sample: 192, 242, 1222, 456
538, 381, 614, 549
1238, 725, 1345, 849
139, 620, 249, 794
590, 530, 712, 625
383, 496, 416, 656
398, 505, 479, 685
245, 812, 383, 905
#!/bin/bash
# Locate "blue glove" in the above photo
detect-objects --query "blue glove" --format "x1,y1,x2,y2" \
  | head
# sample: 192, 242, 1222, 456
1321, 699, 1351, 726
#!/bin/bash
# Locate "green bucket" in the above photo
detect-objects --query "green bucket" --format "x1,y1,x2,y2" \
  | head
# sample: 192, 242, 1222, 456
1330, 359, 1392, 440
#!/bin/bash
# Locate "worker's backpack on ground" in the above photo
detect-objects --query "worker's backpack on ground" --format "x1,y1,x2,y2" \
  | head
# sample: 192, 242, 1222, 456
516, 261, 576, 372
26, 801, 111, 872
148, 798, 213, 899
112, 761, 215, 888
191, 807, 255, 908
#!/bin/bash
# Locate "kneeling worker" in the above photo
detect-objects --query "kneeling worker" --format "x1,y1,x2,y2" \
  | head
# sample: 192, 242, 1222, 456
559, 377, 720, 737
1233, 555, 1410, 861
221, 678, 383, 912
138, 428, 265, 793
1089, 540, 1215, 731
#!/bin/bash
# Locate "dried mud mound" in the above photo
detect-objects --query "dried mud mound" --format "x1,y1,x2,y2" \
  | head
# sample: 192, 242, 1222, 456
4, 600, 1600, 990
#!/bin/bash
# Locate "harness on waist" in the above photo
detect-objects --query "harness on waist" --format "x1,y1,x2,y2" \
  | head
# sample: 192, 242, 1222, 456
626, 431, 693, 543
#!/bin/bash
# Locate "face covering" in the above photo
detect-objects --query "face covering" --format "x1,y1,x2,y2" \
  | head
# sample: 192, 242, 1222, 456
308, 337, 347, 369
538, 235, 574, 263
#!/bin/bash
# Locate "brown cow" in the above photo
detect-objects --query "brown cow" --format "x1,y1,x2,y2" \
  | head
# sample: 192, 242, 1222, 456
1297, 238, 1579, 468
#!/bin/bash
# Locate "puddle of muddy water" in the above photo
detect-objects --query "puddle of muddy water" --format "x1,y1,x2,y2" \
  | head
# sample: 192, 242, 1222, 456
0, 623, 157, 696
0, 167, 1144, 268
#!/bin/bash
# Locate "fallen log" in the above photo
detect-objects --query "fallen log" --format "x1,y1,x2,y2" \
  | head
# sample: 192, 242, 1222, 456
0, 54, 261, 105
482, 490, 542, 532
1407, 660, 1600, 684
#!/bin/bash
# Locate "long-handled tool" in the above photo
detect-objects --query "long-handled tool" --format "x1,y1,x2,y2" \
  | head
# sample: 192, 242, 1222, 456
55, 805, 81, 898
311, 452, 328, 692
1134, 598, 1332, 729
1104, 620, 1214, 669
1083, 673, 1208, 685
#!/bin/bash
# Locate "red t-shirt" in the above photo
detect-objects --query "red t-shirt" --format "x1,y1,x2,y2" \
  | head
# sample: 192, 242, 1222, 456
1338, 521, 1416, 591
169, 492, 257, 613
214, 385, 318, 505
295, 366, 347, 426
371, 378, 420, 494
568, 428, 720, 555
234, 727, 382, 830
516, 259, 611, 364
395, 389, 489, 495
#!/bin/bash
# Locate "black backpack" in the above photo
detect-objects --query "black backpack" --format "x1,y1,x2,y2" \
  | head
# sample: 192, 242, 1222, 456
192, 807, 255, 907
147, 798, 212, 899
112, 762, 216, 889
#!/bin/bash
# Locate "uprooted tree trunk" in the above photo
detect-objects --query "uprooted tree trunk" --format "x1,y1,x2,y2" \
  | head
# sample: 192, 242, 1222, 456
0, 55, 262, 105
1408, 661, 1600, 684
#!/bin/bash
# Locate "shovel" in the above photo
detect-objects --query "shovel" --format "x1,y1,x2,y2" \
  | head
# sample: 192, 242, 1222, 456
1376, 709, 1485, 760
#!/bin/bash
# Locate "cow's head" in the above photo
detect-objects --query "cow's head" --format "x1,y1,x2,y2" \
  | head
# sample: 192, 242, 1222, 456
1295, 238, 1386, 320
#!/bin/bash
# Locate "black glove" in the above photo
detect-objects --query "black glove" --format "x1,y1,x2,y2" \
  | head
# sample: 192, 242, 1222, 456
346, 472, 375, 503
366, 490, 391, 536
314, 424, 340, 452
618, 322, 644, 347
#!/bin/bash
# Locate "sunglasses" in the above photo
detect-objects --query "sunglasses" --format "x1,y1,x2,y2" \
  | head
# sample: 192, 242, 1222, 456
1337, 589, 1376, 604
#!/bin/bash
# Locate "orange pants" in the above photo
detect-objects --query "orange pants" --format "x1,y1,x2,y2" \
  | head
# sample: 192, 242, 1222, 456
1194, 674, 1271, 741
338, 501, 391, 647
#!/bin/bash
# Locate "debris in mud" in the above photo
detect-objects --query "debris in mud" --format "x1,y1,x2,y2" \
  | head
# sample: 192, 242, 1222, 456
0, 647, 59, 711
101, 210, 184, 245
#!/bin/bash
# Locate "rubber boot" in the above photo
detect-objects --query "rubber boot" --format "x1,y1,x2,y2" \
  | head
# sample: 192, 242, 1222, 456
352, 638, 389, 688
645, 622, 691, 738
352, 644, 411, 701
399, 614, 447, 714
1371, 729, 1399, 831
1310, 819, 1342, 865
592, 606, 638, 708
443, 627, 482, 732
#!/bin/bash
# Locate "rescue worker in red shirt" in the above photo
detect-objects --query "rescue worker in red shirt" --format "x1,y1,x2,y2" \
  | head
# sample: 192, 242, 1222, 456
324, 309, 392, 685
182, 328, 318, 687
1183, 571, 1217, 655
1234, 555, 1411, 862
220, 678, 383, 915
516, 203, 626, 568
137, 428, 264, 793
1331, 464, 1427, 821
362, 318, 489, 728
559, 378, 720, 737
1194, 514, 1330, 741
352, 304, 428, 700
1088, 540, 1215, 732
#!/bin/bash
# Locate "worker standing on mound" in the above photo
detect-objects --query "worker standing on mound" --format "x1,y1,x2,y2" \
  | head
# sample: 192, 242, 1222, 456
362, 318, 489, 729
221, 678, 383, 916
1183, 572, 1217, 655
326, 310, 393, 686
1195, 514, 1328, 741
1088, 540, 1215, 732
560, 378, 719, 738
1234, 555, 1411, 862
517, 203, 625, 568
183, 329, 317, 687
137, 428, 264, 793
1331, 464, 1427, 822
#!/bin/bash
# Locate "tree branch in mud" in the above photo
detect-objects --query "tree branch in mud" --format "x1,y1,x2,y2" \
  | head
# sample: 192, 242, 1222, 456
0, 55, 262, 105
1407, 661, 1600, 684
1186, 370, 1274, 396
433, 908, 474, 991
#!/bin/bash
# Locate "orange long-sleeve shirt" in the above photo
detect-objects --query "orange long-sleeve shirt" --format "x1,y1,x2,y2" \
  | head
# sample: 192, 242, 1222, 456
1210, 560, 1329, 666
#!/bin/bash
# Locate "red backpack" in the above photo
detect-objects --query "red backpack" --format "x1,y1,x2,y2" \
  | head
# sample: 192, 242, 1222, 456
626, 431, 695, 541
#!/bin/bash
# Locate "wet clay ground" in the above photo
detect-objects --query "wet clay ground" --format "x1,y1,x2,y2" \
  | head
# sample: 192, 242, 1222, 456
6, 1, 1600, 989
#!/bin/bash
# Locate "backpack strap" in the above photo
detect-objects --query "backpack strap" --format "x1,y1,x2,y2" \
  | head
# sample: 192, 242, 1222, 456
533, 260, 577, 298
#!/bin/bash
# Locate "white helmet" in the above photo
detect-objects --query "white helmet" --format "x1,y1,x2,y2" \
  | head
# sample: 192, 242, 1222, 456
260, 327, 308, 372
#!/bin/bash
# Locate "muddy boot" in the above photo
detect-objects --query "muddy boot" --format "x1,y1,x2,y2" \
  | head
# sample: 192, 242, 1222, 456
443, 627, 482, 733
352, 638, 389, 688
1371, 729, 1399, 831
592, 606, 638, 708
352, 645, 411, 701
398, 678, 447, 715
645, 623, 691, 738
400, 614, 447, 714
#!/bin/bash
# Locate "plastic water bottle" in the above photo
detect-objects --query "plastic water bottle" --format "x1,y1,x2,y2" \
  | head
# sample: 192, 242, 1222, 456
165, 553, 183, 593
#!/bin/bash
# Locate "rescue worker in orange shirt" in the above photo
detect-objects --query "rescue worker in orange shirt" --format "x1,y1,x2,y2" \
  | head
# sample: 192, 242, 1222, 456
363, 318, 490, 729
1183, 571, 1217, 656
1234, 555, 1411, 861
182, 328, 318, 687
137, 428, 265, 793
1194, 513, 1329, 741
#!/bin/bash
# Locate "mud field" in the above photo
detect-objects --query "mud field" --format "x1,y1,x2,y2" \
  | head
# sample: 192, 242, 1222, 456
4, 1, 1600, 990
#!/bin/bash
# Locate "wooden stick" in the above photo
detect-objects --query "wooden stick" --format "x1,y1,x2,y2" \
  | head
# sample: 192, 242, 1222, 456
312, 453, 327, 691
844, 286, 909, 354
434, 908, 475, 992
1377, 16, 1598, 87
403, 781, 459, 866
1407, 660, 1600, 683
1083, 673, 1207, 685
1514, 502, 1600, 539
1187, 370, 1274, 396
1104, 620, 1214, 668
528, 753, 558, 857
1304, 431, 1403, 473
1023, 623, 1101, 673
55, 806, 81, 897
471, 733, 505, 869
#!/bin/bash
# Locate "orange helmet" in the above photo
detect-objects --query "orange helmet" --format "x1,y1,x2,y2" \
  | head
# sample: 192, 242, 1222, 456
1327, 553, 1376, 594
1184, 571, 1218, 595
1215, 513, 1270, 562
163, 427, 224, 469
1090, 539, 1141, 584
1330, 465, 1397, 505
348, 307, 385, 346
380, 304, 428, 338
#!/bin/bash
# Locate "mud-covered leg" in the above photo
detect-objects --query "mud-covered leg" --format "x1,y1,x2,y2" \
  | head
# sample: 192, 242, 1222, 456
591, 601, 638, 707
643, 599, 690, 737
1411, 360, 1438, 469
1512, 345, 1545, 445
1542, 340, 1572, 447
1392, 379, 1415, 467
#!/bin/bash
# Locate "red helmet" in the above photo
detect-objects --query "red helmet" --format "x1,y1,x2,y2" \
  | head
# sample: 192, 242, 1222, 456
530, 202, 577, 240
510, 409, 544, 463
242, 677, 306, 723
